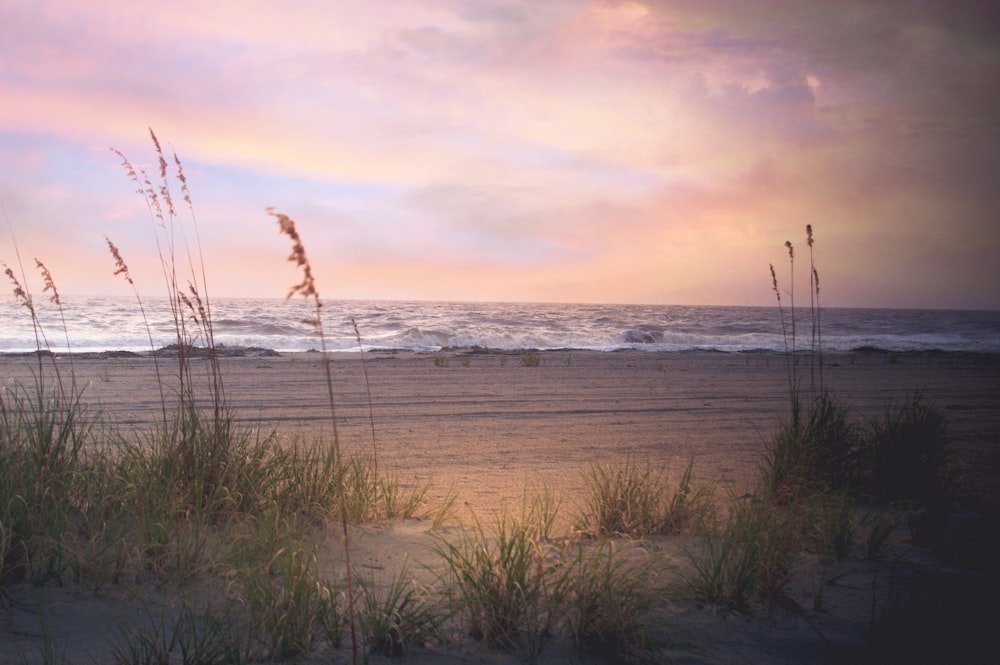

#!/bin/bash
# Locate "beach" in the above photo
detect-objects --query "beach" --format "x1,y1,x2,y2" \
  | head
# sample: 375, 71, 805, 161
6, 348, 997, 512
2, 349, 998, 663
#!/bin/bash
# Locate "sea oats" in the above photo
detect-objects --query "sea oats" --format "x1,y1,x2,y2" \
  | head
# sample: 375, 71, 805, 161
784, 240, 796, 356
112, 131, 227, 437
352, 315, 379, 478
179, 291, 198, 326
138, 165, 165, 224
769, 260, 793, 400
149, 129, 166, 176
105, 237, 135, 285
267, 205, 358, 661
173, 151, 192, 208
110, 148, 140, 190
268, 207, 319, 300
35, 259, 60, 306
4, 264, 34, 316
149, 128, 176, 218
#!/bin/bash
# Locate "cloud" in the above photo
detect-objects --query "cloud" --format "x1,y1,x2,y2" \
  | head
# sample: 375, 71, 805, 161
1, 0, 998, 307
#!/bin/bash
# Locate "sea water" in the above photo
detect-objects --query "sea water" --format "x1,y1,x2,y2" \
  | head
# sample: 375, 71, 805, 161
1, 296, 998, 355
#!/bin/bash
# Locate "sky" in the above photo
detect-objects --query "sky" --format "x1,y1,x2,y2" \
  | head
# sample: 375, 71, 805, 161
1, 1, 999, 309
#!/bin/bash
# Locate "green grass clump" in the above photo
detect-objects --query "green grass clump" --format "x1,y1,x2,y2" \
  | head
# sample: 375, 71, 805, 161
758, 392, 861, 507
436, 512, 563, 656
575, 457, 712, 538
561, 539, 658, 657
437, 496, 661, 661
688, 497, 803, 612
519, 352, 541, 367
236, 539, 342, 660
760, 390, 950, 511
112, 601, 247, 665
863, 392, 949, 507
110, 524, 344, 665
0, 377, 96, 585
356, 564, 444, 657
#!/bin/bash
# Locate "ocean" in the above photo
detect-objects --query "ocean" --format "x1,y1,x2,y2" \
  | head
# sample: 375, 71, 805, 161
2, 296, 998, 355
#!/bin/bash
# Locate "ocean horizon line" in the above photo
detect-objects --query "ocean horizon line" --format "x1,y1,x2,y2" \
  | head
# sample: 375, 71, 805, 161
8, 293, 998, 314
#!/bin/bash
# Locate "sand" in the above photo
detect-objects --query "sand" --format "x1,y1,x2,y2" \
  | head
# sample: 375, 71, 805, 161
9, 348, 998, 511
2, 349, 998, 663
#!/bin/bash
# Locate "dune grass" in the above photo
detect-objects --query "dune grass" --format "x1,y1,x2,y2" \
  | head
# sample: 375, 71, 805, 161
689, 496, 802, 612
435, 504, 658, 661
574, 456, 714, 538
682, 225, 956, 617
355, 563, 444, 658
435, 509, 564, 655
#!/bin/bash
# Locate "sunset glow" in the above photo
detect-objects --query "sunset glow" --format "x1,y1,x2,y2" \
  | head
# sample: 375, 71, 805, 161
2, 1, 998, 308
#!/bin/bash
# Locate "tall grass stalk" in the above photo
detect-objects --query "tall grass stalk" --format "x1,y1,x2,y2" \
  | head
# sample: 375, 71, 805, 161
2, 223, 45, 383
270, 206, 358, 663
112, 130, 228, 453
769, 263, 796, 408
106, 236, 169, 428
785, 240, 796, 358
814, 265, 823, 389
2, 262, 61, 406
806, 225, 824, 393
351, 316, 379, 480
0, 257, 98, 585
34, 260, 75, 380
771, 227, 829, 420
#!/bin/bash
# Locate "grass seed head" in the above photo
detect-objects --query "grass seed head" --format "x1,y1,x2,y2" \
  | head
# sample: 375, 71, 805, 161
173, 151, 192, 206
35, 259, 60, 306
149, 128, 168, 179
3, 263, 34, 315
268, 207, 319, 300
105, 237, 134, 285
111, 148, 139, 185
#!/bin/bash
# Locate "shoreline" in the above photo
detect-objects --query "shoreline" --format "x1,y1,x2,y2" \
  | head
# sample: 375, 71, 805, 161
3, 348, 998, 512
3, 346, 1000, 359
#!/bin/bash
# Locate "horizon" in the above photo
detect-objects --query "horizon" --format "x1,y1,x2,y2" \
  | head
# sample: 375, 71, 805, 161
2, 2, 999, 311
4, 290, 998, 314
